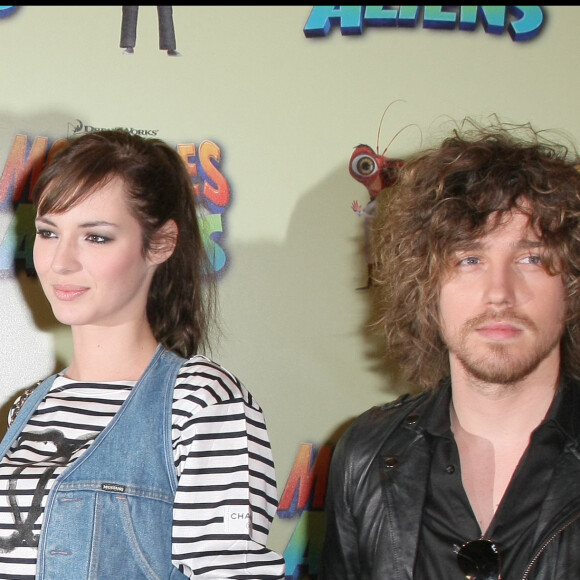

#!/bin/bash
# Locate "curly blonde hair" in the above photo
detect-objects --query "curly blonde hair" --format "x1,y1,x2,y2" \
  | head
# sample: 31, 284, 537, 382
373, 118, 580, 388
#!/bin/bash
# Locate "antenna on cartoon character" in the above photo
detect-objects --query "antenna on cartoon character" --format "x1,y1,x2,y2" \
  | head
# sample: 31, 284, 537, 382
377, 99, 422, 156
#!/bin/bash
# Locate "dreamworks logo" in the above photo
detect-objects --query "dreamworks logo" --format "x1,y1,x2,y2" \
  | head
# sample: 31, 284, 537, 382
67, 120, 159, 138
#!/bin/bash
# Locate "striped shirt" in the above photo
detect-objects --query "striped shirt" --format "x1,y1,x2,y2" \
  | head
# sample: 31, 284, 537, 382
0, 355, 285, 579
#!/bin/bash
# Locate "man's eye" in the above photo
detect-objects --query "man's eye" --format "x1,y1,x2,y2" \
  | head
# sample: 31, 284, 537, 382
458, 256, 480, 266
521, 254, 542, 265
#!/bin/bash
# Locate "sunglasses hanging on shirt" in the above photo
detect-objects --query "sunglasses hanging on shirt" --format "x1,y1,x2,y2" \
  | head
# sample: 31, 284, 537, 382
455, 538, 502, 580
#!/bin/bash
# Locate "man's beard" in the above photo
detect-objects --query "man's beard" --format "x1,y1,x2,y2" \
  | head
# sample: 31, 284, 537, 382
448, 312, 564, 385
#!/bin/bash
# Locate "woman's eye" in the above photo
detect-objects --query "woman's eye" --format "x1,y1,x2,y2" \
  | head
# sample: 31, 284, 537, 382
36, 229, 56, 239
86, 234, 110, 244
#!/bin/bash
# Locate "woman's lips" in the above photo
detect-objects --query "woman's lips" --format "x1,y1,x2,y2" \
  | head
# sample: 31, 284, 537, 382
52, 285, 89, 301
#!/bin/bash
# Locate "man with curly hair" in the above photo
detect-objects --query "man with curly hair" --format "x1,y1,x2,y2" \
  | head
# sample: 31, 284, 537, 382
320, 118, 580, 579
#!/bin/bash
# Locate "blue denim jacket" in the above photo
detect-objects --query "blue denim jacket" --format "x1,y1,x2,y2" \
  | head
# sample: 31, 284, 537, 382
0, 345, 189, 580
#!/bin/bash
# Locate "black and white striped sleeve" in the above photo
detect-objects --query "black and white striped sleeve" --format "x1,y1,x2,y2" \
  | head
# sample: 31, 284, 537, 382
171, 355, 285, 578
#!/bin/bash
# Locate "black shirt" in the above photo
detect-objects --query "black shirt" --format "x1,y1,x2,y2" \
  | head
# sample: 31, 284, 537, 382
413, 384, 566, 579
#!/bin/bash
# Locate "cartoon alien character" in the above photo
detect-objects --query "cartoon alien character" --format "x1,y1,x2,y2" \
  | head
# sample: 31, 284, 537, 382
350, 144, 404, 289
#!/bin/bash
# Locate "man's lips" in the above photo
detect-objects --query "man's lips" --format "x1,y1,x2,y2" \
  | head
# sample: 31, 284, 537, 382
52, 285, 89, 301
475, 322, 524, 341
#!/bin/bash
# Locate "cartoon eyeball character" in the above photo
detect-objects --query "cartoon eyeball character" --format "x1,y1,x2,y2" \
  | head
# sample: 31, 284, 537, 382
349, 144, 404, 199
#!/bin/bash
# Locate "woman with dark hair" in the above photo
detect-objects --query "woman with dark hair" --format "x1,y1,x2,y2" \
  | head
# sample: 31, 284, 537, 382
0, 129, 285, 579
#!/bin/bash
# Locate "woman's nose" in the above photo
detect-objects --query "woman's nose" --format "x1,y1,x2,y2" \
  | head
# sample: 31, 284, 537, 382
51, 239, 81, 274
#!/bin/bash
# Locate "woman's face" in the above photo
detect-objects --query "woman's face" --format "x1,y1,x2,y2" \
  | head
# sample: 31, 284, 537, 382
33, 178, 158, 330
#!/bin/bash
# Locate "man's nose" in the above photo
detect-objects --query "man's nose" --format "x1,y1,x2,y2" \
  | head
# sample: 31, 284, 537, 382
481, 262, 517, 308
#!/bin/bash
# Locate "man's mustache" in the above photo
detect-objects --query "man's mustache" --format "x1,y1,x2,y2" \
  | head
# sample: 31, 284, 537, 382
463, 311, 538, 334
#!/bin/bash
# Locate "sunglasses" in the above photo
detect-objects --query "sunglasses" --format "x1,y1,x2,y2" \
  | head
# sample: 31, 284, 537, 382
456, 538, 502, 580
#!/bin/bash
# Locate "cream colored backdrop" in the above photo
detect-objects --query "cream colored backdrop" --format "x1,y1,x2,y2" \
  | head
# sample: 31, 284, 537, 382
0, 6, 578, 578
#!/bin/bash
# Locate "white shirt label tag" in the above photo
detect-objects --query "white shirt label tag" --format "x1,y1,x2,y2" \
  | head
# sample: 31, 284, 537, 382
224, 505, 252, 534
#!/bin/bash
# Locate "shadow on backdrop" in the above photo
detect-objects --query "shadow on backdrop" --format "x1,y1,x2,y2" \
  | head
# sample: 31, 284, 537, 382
0, 111, 73, 435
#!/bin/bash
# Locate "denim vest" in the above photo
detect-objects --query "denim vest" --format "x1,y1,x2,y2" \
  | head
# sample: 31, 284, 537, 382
0, 345, 189, 580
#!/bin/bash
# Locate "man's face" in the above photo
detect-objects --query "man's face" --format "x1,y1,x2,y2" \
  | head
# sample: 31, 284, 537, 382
438, 209, 567, 385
